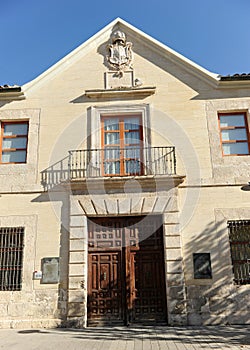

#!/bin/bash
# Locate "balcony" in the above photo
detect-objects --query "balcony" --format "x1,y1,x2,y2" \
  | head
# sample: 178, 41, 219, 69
69, 146, 176, 179
67, 146, 183, 191
41, 146, 184, 192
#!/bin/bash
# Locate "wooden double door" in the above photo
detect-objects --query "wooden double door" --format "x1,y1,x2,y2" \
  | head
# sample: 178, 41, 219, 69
87, 216, 167, 325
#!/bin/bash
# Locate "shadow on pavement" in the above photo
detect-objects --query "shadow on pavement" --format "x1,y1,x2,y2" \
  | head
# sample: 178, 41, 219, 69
17, 326, 250, 347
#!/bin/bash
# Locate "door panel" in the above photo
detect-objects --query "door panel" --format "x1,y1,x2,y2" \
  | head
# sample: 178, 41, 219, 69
88, 252, 123, 323
132, 250, 166, 322
87, 216, 167, 325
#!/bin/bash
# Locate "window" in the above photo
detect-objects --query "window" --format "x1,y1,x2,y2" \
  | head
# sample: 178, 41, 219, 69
228, 220, 250, 285
101, 115, 143, 176
0, 121, 29, 163
0, 227, 25, 291
218, 113, 250, 156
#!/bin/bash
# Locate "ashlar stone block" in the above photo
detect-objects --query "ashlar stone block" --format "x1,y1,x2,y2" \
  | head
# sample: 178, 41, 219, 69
168, 313, 187, 326
70, 227, 86, 239
0, 304, 7, 317
69, 263, 85, 276
187, 312, 202, 326
70, 215, 86, 227
118, 197, 131, 214
166, 248, 182, 260
105, 198, 118, 215
8, 303, 25, 317
167, 260, 183, 274
168, 286, 185, 300
69, 276, 85, 290
68, 290, 85, 303
70, 238, 86, 251
165, 235, 181, 248
70, 251, 86, 264
67, 302, 86, 317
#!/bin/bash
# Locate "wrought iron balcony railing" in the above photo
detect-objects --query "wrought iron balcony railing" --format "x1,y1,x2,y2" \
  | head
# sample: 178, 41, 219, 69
69, 146, 176, 179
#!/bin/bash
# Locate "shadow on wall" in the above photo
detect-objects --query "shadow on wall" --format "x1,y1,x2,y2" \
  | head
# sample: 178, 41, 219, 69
39, 157, 250, 328
185, 219, 250, 326
33, 163, 71, 325
41, 156, 70, 191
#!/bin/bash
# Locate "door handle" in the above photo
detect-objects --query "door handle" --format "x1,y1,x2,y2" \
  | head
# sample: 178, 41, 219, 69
103, 272, 107, 281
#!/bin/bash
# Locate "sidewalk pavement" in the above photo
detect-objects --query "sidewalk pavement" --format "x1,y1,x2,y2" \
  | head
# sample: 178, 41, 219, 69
0, 326, 249, 350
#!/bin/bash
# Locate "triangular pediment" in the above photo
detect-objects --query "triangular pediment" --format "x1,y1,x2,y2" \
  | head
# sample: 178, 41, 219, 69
23, 17, 220, 95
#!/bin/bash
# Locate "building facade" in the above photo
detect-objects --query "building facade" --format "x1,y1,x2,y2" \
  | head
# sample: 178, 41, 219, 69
0, 18, 249, 328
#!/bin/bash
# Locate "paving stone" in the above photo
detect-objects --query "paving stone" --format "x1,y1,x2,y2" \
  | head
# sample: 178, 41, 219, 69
0, 326, 249, 349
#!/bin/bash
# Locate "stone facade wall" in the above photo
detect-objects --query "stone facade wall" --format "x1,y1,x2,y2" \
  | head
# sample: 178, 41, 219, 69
0, 22, 249, 328
186, 284, 250, 326
180, 188, 250, 325
0, 214, 61, 329
0, 290, 60, 329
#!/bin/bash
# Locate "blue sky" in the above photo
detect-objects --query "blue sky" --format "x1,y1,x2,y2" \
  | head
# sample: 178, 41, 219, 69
1, 0, 250, 86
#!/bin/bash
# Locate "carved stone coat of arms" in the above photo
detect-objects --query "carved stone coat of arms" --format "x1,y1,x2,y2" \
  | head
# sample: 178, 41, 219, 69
107, 30, 133, 76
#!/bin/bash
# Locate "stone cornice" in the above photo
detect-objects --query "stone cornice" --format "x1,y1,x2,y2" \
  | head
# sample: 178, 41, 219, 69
85, 86, 156, 99
0, 88, 25, 100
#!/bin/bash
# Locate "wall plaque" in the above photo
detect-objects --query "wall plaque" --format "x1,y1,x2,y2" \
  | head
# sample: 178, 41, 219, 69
41, 257, 59, 284
193, 253, 212, 279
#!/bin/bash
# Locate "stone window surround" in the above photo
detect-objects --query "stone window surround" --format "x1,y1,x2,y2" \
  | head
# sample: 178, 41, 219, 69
0, 120, 29, 164
0, 226, 25, 291
227, 219, 250, 285
0, 109, 40, 165
218, 111, 250, 156
0, 109, 40, 190
0, 215, 37, 294
214, 208, 250, 285
87, 104, 152, 150
206, 102, 250, 160
206, 100, 250, 183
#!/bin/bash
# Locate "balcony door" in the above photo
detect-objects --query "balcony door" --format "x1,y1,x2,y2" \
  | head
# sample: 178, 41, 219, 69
101, 115, 143, 176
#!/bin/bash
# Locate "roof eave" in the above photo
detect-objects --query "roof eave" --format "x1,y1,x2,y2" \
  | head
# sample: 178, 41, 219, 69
0, 87, 25, 101
217, 79, 250, 89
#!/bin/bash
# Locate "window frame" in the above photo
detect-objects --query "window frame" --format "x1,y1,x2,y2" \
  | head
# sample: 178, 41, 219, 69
101, 114, 143, 176
218, 112, 250, 156
0, 121, 29, 164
